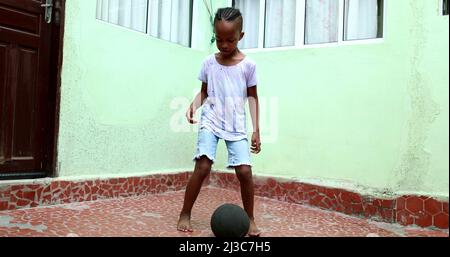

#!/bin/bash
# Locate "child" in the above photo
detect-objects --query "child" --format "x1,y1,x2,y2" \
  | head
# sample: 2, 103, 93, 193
177, 7, 261, 237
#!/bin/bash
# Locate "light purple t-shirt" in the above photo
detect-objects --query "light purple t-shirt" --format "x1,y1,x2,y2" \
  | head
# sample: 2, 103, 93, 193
198, 54, 258, 141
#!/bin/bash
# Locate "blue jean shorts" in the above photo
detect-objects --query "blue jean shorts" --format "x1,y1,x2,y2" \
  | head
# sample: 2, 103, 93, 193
193, 128, 251, 169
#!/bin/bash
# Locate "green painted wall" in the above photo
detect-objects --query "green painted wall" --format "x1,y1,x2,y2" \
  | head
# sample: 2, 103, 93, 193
58, 0, 448, 198
58, 0, 214, 177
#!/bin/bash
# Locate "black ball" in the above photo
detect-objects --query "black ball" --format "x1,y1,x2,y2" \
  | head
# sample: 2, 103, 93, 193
210, 203, 250, 237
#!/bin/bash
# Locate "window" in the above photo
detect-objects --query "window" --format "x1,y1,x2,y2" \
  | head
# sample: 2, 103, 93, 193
344, 0, 384, 41
233, 0, 384, 49
264, 0, 297, 47
265, 0, 297, 48
96, 0, 148, 33
305, 0, 339, 44
96, 0, 193, 47
233, 0, 260, 49
233, 0, 298, 49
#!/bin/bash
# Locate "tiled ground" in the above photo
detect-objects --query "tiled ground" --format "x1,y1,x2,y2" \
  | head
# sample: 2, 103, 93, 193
0, 187, 447, 237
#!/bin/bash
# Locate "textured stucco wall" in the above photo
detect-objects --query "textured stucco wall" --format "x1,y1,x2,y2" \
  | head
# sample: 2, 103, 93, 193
57, 0, 448, 198
57, 0, 214, 177
393, 0, 449, 197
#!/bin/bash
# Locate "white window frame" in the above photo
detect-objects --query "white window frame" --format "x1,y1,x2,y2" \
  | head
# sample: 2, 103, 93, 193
229, 0, 386, 53
191, 0, 201, 49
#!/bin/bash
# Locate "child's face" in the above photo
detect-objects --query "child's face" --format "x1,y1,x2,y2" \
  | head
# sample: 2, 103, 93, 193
214, 20, 244, 57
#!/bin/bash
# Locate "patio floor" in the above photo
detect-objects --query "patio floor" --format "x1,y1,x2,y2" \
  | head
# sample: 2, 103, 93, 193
0, 187, 447, 237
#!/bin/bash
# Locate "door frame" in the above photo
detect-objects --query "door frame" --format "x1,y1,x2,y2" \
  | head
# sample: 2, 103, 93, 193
46, 0, 65, 178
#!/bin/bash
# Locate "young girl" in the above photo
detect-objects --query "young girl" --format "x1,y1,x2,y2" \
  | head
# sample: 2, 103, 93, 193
177, 7, 261, 237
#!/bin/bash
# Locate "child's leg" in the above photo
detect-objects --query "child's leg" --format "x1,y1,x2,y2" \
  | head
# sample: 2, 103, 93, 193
235, 165, 260, 236
178, 128, 218, 232
177, 156, 212, 232
225, 138, 260, 236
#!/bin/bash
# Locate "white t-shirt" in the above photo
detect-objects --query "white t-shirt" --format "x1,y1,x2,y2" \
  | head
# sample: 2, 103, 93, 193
198, 54, 258, 141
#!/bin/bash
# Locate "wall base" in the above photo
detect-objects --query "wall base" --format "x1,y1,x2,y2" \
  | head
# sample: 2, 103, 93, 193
0, 171, 447, 229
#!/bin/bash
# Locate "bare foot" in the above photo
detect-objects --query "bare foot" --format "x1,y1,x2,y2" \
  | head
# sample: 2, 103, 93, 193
247, 219, 261, 237
177, 213, 193, 232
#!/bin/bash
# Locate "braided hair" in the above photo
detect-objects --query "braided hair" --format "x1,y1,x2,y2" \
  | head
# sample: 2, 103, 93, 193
214, 7, 243, 32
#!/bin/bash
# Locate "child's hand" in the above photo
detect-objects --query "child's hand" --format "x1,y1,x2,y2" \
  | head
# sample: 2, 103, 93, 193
185, 107, 197, 124
251, 132, 261, 154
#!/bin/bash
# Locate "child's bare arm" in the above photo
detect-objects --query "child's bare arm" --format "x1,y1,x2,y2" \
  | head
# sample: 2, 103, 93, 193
248, 86, 261, 154
186, 83, 208, 124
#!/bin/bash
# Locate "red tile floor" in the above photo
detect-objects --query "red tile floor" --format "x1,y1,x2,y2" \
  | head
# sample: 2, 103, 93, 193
0, 187, 447, 237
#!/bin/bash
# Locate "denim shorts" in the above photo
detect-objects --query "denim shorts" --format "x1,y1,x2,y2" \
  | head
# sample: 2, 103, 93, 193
193, 128, 251, 169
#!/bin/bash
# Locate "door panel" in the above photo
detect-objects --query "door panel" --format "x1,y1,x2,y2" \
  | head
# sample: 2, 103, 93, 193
0, 0, 54, 175
0, 5, 40, 34
13, 47, 37, 159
